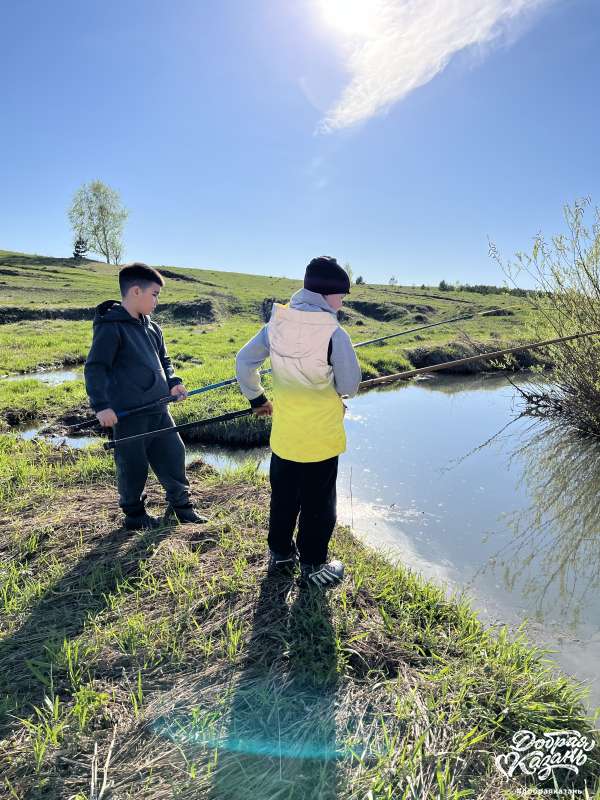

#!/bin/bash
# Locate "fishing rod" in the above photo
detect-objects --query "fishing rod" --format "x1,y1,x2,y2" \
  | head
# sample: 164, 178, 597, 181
102, 408, 254, 450
69, 309, 484, 432
103, 328, 600, 451
352, 310, 477, 346
62, 371, 271, 432
63, 373, 271, 432
359, 329, 600, 387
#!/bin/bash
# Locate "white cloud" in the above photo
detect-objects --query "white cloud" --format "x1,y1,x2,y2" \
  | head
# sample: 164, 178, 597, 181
318, 0, 553, 131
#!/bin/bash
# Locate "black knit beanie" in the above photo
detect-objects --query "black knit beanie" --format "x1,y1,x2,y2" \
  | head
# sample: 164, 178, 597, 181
303, 256, 350, 295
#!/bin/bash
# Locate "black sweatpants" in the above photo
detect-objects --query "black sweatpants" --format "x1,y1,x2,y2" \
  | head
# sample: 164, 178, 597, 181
268, 451, 338, 568
112, 410, 190, 516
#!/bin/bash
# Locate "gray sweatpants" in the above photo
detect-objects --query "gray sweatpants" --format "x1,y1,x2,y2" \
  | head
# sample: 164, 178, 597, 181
112, 410, 190, 516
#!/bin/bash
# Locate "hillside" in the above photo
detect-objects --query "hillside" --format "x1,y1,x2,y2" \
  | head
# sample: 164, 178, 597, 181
0, 250, 545, 440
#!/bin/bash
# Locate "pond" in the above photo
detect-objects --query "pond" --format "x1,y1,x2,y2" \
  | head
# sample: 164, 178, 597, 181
189, 374, 600, 711
0, 368, 81, 385
17, 425, 97, 449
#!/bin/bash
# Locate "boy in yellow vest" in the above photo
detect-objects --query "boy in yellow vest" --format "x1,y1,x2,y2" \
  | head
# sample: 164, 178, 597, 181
235, 256, 361, 588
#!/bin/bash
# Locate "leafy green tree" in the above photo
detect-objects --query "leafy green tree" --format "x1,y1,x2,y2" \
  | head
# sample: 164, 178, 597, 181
355, 275, 364, 285
68, 180, 128, 264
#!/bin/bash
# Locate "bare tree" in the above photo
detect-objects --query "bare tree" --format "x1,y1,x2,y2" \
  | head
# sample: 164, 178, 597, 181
68, 180, 128, 264
344, 262, 354, 284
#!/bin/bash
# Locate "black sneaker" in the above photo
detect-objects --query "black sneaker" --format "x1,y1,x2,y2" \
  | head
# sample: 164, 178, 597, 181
124, 512, 162, 531
166, 504, 209, 524
267, 546, 298, 576
299, 560, 345, 589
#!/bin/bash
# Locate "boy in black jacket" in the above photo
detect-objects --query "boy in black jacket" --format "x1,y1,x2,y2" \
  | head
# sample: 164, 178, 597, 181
84, 263, 207, 530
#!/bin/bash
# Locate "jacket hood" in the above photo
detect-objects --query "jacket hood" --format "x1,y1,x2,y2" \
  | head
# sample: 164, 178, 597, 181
289, 288, 338, 316
93, 300, 148, 325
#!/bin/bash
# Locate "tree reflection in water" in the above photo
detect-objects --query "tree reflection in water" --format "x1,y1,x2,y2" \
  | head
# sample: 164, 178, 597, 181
476, 419, 600, 627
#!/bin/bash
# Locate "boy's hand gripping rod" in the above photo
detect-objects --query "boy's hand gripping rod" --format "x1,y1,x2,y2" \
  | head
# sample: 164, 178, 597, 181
103, 329, 600, 451
69, 309, 485, 432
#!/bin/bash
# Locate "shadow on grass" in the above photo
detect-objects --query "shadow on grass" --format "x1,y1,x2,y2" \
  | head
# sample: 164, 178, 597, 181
0, 522, 172, 737
208, 574, 341, 800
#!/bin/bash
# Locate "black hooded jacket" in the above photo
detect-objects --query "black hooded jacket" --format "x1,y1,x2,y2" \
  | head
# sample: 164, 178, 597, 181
84, 300, 182, 413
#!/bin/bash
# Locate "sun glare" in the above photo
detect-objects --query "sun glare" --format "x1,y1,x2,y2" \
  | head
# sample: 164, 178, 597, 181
317, 0, 379, 38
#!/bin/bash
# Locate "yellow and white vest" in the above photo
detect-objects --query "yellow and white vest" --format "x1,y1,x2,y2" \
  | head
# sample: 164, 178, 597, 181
268, 303, 346, 462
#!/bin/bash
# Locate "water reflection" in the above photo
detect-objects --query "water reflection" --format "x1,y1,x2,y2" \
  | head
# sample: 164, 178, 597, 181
475, 421, 600, 630
0, 368, 81, 385
416, 371, 549, 396
16, 425, 98, 449
185, 374, 599, 708
186, 443, 270, 470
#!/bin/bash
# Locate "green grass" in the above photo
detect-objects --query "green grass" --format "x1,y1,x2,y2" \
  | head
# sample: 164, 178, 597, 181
0, 320, 91, 374
0, 439, 597, 798
0, 434, 113, 508
0, 250, 546, 440
0, 249, 301, 311
0, 377, 89, 430
0, 294, 536, 377
0, 248, 538, 355
1, 251, 595, 797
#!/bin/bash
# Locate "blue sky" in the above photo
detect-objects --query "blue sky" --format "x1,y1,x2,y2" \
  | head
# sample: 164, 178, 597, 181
1, 0, 599, 286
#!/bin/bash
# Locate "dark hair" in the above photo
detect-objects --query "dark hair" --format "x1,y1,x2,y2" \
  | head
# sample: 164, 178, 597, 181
118, 263, 165, 296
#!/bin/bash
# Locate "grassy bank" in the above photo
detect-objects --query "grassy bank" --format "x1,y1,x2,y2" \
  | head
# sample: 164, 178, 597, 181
0, 336, 545, 445
0, 435, 598, 798
0, 250, 535, 318
0, 249, 539, 372
0, 249, 549, 443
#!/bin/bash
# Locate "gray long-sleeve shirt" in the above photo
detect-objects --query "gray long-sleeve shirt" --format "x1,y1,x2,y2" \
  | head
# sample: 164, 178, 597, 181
235, 288, 362, 406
